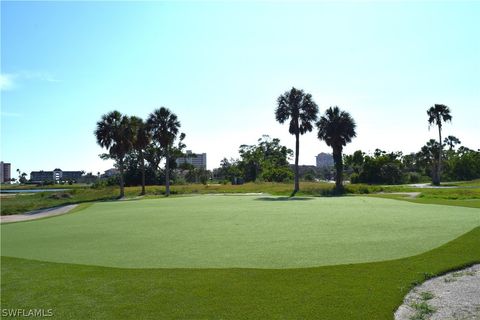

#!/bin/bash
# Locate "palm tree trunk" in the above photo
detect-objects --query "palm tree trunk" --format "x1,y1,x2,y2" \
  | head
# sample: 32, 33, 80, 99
165, 150, 170, 197
119, 157, 125, 198
293, 132, 300, 196
140, 150, 146, 195
333, 147, 343, 192
436, 124, 442, 185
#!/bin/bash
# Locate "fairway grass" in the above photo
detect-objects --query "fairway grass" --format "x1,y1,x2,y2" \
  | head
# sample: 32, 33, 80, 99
2, 196, 479, 268
2, 227, 479, 320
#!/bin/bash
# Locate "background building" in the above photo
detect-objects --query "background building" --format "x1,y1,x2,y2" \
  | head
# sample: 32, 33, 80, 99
103, 168, 119, 177
30, 168, 83, 183
176, 150, 207, 169
0, 161, 12, 183
316, 153, 334, 168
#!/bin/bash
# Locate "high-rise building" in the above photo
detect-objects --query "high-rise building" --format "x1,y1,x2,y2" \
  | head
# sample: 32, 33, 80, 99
0, 161, 12, 183
176, 150, 207, 169
315, 153, 334, 168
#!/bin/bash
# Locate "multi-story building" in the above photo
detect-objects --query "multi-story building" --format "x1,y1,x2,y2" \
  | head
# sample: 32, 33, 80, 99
103, 168, 119, 177
315, 153, 334, 168
30, 168, 83, 183
0, 161, 12, 183
176, 150, 207, 169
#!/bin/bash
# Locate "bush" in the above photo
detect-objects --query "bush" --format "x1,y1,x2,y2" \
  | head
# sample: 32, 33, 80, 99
380, 163, 403, 184
48, 192, 73, 200
91, 180, 107, 189
174, 176, 187, 185
406, 172, 421, 183
350, 173, 360, 184
262, 167, 294, 183
303, 173, 315, 182
92, 176, 119, 189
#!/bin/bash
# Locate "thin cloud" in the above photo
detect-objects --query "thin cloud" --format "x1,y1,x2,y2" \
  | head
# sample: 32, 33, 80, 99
17, 70, 60, 83
0, 71, 60, 91
0, 74, 15, 91
0, 111, 22, 117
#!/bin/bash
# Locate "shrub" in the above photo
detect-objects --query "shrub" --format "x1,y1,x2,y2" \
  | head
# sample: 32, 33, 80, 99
407, 172, 421, 183
350, 173, 360, 184
48, 192, 73, 200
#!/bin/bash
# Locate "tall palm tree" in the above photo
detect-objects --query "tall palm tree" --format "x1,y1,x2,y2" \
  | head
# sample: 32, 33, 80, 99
147, 107, 181, 197
130, 116, 151, 195
275, 87, 318, 196
427, 104, 452, 185
94, 110, 133, 198
317, 106, 356, 192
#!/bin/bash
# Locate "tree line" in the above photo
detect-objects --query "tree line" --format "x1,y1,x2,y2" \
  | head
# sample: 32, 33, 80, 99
95, 88, 476, 197
344, 138, 480, 185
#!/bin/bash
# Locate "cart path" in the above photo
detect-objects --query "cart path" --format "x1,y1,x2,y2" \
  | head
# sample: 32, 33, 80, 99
0, 204, 78, 224
395, 264, 480, 320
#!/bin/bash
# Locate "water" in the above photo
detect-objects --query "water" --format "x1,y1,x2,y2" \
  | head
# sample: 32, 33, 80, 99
0, 189, 68, 194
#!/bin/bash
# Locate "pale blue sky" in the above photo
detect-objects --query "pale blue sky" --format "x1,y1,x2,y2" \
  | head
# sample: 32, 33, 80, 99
1, 1, 479, 178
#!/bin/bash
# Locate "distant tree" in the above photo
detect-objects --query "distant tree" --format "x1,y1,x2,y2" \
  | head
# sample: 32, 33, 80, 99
444, 135, 461, 151
185, 168, 211, 184
16, 169, 28, 184
237, 135, 293, 182
344, 150, 364, 174
418, 139, 441, 180
130, 116, 151, 195
215, 158, 242, 182
317, 106, 357, 192
147, 107, 182, 196
94, 110, 133, 198
275, 87, 318, 195
427, 104, 452, 185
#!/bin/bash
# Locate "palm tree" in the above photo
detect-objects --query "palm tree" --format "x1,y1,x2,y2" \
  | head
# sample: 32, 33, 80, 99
444, 135, 461, 151
317, 106, 356, 192
94, 110, 133, 198
275, 87, 318, 196
130, 116, 151, 195
147, 107, 181, 197
427, 104, 452, 185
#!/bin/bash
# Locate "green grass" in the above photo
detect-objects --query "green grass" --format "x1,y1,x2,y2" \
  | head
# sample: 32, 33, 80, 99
369, 189, 480, 209
2, 180, 480, 215
2, 226, 479, 319
0, 187, 120, 215
2, 196, 479, 268
1, 182, 325, 215
2, 194, 480, 319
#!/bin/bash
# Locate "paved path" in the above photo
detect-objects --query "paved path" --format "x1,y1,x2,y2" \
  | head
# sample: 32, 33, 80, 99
0, 204, 78, 224
377, 192, 421, 199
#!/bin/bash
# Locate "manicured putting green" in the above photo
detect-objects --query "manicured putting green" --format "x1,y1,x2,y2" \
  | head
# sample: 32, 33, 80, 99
1, 196, 479, 268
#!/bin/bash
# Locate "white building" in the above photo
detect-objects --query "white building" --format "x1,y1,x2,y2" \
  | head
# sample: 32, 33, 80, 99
316, 153, 334, 168
103, 168, 119, 177
176, 150, 207, 169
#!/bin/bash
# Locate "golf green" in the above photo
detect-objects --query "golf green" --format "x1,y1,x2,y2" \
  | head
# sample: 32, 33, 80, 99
1, 196, 479, 268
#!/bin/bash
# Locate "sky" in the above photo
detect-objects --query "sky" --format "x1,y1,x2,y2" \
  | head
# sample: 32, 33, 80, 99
1, 1, 479, 179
